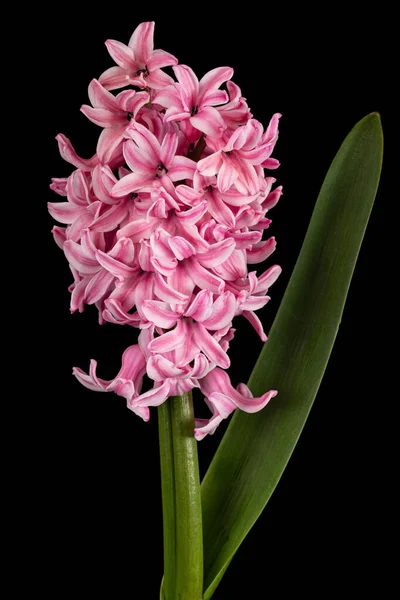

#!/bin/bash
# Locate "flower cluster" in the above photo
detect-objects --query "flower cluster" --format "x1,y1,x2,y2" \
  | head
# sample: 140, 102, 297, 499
49, 22, 282, 440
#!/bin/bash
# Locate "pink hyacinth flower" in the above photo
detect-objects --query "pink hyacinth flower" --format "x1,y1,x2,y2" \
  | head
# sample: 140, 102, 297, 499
154, 65, 233, 141
73, 345, 149, 420
99, 21, 178, 91
50, 20, 283, 440
112, 122, 196, 197
81, 79, 149, 164
197, 115, 281, 194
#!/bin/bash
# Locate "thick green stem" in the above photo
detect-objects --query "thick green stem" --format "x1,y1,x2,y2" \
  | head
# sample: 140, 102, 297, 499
158, 392, 203, 600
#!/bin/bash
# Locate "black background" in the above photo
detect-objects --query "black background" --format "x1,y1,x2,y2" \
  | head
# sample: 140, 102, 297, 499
24, 6, 393, 598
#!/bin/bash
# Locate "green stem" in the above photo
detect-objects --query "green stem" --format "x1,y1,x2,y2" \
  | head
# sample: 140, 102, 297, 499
158, 392, 203, 600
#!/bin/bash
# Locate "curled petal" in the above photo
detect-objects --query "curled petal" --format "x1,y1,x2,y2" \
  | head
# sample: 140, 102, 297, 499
196, 238, 236, 269
148, 320, 186, 353
153, 272, 189, 304
142, 300, 180, 328
185, 289, 214, 321
201, 292, 236, 330
132, 380, 171, 408
147, 355, 184, 380
47, 202, 83, 224
56, 134, 97, 171
187, 258, 225, 294
168, 236, 196, 260
201, 367, 277, 413
73, 360, 108, 392
242, 310, 268, 342
246, 237, 276, 264
192, 323, 230, 368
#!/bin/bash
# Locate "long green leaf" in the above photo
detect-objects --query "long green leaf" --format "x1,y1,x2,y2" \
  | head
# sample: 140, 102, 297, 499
201, 113, 383, 598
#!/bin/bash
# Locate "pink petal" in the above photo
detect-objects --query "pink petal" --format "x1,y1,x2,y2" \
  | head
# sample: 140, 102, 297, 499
153, 271, 189, 304
105, 39, 135, 70
96, 251, 136, 281
70, 277, 87, 313
256, 265, 282, 293
262, 186, 283, 211
103, 299, 141, 325
147, 48, 178, 71
161, 133, 179, 167
175, 185, 204, 206
196, 238, 236, 268
128, 21, 154, 63
91, 165, 117, 205
132, 380, 171, 408
50, 177, 68, 196
219, 189, 259, 207
262, 158, 280, 169
201, 90, 229, 107
99, 66, 131, 91
201, 368, 277, 413
88, 78, 119, 111
112, 173, 154, 197
150, 256, 178, 277
168, 156, 197, 181
124, 139, 155, 175
173, 65, 199, 107
201, 292, 236, 330
190, 106, 226, 138
118, 89, 150, 114
52, 226, 66, 249
117, 218, 158, 242
81, 105, 124, 128
216, 158, 238, 192
145, 69, 175, 89
116, 344, 147, 382
153, 85, 182, 109
187, 258, 225, 294
90, 202, 129, 232
84, 269, 115, 304
148, 319, 186, 353
198, 67, 234, 104
63, 240, 99, 274
73, 360, 108, 392
97, 126, 125, 165
214, 249, 247, 281
176, 200, 208, 224
47, 202, 83, 224
167, 263, 196, 299
239, 295, 271, 310
142, 300, 180, 328
56, 134, 97, 171
196, 150, 222, 177
127, 122, 161, 163
246, 237, 276, 264
193, 323, 230, 368
185, 289, 214, 321
263, 113, 282, 144
242, 310, 268, 342
207, 190, 236, 228
147, 355, 184, 380
168, 236, 196, 260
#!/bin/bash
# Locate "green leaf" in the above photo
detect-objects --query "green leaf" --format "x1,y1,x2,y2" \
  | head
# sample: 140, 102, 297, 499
200, 113, 383, 599
158, 393, 203, 600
